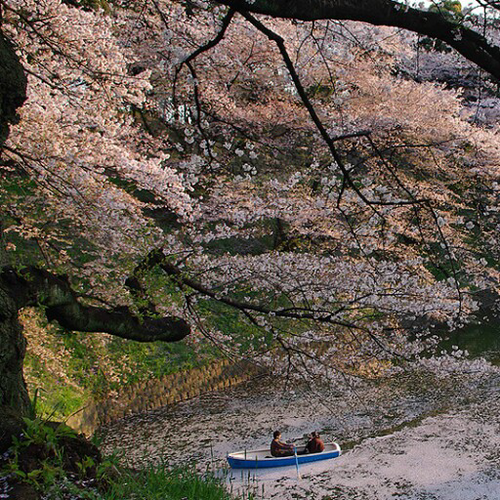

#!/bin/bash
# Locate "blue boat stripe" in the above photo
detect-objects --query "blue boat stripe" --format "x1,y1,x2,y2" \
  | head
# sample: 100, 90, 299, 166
227, 450, 340, 469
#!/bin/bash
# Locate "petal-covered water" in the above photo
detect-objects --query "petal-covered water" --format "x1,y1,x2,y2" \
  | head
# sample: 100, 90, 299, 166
101, 363, 500, 499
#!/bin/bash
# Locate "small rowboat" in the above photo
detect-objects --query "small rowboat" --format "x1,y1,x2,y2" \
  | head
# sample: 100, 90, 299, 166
227, 442, 341, 469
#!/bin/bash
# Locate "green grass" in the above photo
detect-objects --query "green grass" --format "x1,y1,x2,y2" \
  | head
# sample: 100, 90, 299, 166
100, 465, 241, 500
24, 357, 85, 421
41, 462, 252, 500
44, 465, 258, 500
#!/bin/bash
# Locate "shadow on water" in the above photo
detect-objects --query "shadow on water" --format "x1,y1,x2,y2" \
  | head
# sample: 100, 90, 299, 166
332, 406, 450, 453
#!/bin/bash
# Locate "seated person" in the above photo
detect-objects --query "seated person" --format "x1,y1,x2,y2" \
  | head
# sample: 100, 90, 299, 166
306, 431, 325, 454
270, 430, 295, 457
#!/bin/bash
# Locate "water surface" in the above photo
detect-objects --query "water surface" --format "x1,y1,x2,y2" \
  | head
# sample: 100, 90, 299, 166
101, 356, 500, 499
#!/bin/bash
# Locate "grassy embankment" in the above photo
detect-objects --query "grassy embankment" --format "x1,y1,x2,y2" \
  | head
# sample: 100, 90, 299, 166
20, 308, 211, 421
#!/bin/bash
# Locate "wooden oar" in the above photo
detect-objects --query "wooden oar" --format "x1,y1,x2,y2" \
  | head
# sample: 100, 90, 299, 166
294, 446, 301, 480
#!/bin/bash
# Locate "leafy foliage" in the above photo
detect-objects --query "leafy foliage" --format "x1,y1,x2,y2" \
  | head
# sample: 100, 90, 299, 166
1, 417, 94, 491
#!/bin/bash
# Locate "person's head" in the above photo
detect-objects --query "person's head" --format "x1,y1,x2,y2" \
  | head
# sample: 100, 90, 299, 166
273, 430, 281, 440
311, 431, 319, 438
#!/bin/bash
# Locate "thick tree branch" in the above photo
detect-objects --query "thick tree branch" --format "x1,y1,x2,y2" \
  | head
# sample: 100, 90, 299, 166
0, 266, 190, 342
216, 0, 500, 81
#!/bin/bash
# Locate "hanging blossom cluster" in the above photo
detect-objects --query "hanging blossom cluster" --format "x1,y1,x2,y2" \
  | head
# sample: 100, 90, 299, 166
2, 0, 196, 281
184, 252, 473, 323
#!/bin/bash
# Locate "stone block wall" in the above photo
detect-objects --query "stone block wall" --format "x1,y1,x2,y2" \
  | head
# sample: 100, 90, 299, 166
68, 359, 264, 435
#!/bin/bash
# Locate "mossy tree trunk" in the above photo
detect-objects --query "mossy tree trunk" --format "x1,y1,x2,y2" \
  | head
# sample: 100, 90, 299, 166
0, 24, 30, 451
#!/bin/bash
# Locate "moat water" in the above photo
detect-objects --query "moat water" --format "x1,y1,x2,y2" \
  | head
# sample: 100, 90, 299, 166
101, 320, 500, 499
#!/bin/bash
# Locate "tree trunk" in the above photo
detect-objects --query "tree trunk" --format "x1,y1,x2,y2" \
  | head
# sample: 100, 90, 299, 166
0, 287, 30, 451
0, 31, 27, 146
0, 27, 30, 451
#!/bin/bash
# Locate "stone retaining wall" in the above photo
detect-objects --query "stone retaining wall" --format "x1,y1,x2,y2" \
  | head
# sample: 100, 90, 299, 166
68, 359, 264, 436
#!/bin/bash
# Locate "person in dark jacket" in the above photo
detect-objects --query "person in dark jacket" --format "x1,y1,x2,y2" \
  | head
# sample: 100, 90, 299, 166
306, 431, 325, 454
270, 430, 295, 457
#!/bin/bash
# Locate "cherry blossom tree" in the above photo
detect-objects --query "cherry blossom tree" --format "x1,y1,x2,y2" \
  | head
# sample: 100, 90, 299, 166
216, 0, 500, 79
1, 0, 499, 444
